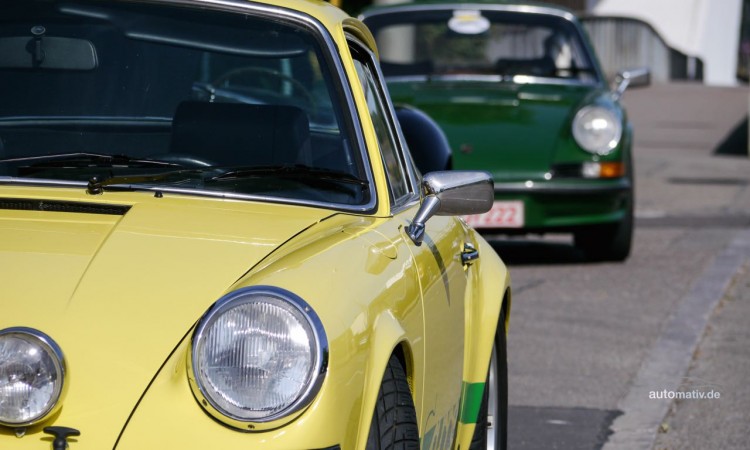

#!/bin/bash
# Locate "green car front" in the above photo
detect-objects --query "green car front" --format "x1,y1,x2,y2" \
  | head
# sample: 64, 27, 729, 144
362, 1, 648, 261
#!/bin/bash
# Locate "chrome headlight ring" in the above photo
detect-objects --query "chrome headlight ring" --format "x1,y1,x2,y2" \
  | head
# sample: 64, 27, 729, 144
0, 327, 67, 428
572, 105, 623, 155
189, 286, 328, 431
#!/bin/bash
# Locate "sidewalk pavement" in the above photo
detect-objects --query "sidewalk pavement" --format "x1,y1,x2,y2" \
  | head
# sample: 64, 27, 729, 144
606, 83, 750, 450
651, 260, 750, 450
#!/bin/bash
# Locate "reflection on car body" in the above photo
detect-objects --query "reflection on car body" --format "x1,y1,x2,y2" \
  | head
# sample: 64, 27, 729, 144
0, 0, 510, 449
362, 1, 650, 261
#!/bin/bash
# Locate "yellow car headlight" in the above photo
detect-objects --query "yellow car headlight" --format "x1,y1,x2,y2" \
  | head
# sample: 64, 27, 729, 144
189, 287, 327, 430
0, 328, 66, 427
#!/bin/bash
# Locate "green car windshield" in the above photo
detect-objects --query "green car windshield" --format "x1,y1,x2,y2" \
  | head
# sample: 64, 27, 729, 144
0, 0, 370, 208
366, 8, 599, 83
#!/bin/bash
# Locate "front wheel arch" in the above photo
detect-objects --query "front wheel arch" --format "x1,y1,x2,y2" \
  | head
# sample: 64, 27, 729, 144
356, 311, 417, 450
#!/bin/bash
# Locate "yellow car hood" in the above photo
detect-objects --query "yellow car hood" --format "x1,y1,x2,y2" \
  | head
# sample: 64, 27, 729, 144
0, 194, 332, 443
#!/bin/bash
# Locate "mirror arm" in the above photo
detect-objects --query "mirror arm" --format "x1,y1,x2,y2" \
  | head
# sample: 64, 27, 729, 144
612, 74, 630, 101
406, 195, 441, 246
612, 67, 650, 101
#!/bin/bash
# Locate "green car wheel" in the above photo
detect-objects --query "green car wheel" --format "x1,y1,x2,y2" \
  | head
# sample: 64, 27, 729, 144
575, 200, 633, 262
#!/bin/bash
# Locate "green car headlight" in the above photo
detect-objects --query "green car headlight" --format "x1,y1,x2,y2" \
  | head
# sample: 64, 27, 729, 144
572, 105, 622, 155
0, 328, 66, 427
189, 287, 328, 430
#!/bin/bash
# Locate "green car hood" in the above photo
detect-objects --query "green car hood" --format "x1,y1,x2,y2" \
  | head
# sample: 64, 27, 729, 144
388, 80, 595, 180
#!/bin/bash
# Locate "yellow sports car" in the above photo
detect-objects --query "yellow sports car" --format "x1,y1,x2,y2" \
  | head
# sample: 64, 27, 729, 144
0, 0, 511, 449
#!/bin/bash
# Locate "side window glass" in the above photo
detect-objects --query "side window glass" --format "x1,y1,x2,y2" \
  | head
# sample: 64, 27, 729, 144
352, 56, 410, 204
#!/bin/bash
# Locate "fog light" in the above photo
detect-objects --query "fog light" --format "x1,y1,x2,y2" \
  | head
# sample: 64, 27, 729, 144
581, 162, 601, 178
581, 162, 624, 179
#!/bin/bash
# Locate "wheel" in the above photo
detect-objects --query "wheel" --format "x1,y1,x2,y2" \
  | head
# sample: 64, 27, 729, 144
575, 154, 635, 262
366, 355, 420, 450
574, 202, 633, 262
470, 311, 508, 450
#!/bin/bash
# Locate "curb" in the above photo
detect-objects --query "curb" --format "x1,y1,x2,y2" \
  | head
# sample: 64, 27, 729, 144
602, 229, 750, 450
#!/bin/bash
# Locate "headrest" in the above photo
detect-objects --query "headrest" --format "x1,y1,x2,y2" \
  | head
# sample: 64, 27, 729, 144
170, 101, 310, 167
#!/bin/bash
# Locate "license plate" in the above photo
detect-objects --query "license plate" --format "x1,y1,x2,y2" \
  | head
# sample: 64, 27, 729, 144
463, 201, 525, 229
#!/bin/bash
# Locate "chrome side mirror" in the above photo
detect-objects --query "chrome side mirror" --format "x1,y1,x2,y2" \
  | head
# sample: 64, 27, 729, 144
406, 171, 494, 245
612, 67, 651, 101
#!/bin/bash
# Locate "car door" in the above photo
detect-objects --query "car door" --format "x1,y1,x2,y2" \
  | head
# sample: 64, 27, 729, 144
349, 38, 470, 449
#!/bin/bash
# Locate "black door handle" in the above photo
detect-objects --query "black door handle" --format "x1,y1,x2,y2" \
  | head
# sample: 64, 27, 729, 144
461, 243, 479, 265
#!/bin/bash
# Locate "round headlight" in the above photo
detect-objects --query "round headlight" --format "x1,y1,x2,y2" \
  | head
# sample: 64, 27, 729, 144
190, 287, 327, 429
0, 328, 66, 427
572, 105, 622, 155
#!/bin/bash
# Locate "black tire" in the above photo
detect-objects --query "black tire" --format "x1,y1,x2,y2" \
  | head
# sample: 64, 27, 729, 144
575, 157, 635, 262
470, 311, 508, 450
574, 205, 633, 262
366, 355, 420, 450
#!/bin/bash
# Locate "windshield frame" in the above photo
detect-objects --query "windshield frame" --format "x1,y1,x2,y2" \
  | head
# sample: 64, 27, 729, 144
0, 0, 379, 214
361, 2, 607, 88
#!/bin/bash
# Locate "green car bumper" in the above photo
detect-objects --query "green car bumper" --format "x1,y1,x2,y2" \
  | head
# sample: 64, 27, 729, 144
467, 177, 632, 232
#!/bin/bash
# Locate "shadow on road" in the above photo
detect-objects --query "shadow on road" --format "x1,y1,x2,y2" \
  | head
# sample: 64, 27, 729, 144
486, 236, 588, 266
713, 115, 748, 156
509, 405, 621, 450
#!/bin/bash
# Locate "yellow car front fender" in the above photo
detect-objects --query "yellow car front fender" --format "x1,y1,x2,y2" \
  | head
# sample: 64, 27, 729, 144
355, 310, 415, 450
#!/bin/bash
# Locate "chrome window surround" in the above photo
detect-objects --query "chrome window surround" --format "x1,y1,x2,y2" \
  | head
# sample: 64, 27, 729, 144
188, 286, 329, 431
346, 36, 421, 214
1, 0, 379, 214
360, 3, 606, 88
360, 3, 579, 26
0, 327, 67, 428
383, 74, 599, 88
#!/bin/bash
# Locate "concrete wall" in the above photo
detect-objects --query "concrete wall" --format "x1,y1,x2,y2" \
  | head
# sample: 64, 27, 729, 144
588, 0, 743, 86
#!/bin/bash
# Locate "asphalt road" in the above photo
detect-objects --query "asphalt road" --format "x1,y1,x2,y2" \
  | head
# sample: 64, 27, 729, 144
485, 82, 750, 450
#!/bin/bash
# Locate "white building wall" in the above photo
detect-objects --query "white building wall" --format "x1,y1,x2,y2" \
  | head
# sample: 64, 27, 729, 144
589, 0, 743, 85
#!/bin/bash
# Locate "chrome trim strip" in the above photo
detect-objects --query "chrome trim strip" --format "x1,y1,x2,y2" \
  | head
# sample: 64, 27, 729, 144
189, 286, 328, 431
385, 74, 598, 87
0, 177, 84, 188
0, 116, 171, 126
360, 3, 577, 22
0, 327, 67, 427
0, 176, 373, 212
494, 179, 630, 195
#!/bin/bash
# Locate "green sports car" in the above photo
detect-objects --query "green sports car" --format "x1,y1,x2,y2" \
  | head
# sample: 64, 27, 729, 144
362, 0, 649, 261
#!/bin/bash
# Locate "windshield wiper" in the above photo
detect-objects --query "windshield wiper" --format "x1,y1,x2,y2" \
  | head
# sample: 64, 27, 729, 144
210, 164, 367, 183
210, 164, 369, 195
0, 152, 183, 169
86, 169, 205, 194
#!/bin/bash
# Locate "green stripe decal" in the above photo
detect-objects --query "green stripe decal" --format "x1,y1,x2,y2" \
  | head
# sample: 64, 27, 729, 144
458, 381, 486, 424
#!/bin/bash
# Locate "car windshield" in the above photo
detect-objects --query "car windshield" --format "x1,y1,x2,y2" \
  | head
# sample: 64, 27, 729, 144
0, 0, 369, 207
365, 8, 599, 83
